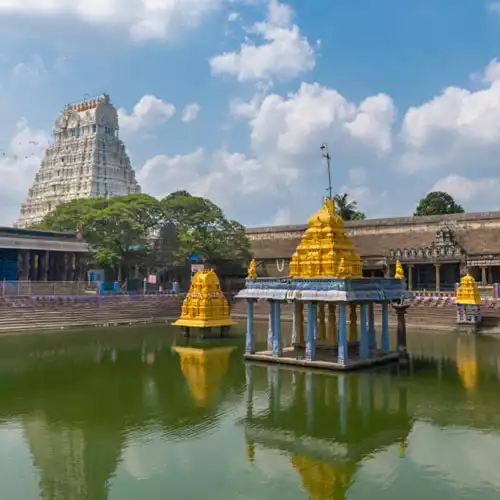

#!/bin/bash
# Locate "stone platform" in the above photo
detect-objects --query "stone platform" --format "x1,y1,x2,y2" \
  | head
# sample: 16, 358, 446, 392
244, 346, 399, 371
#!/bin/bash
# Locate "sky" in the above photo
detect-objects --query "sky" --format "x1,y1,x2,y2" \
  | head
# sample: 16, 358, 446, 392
1, 0, 500, 227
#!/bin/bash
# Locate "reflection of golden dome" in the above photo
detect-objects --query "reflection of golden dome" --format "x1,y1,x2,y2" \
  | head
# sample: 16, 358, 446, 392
172, 347, 235, 407
291, 455, 355, 500
173, 269, 237, 328
457, 339, 478, 392
456, 274, 482, 305
290, 198, 362, 279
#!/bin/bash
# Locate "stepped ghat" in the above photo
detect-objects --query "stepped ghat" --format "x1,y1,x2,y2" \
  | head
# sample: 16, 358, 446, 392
16, 94, 140, 228
237, 197, 413, 371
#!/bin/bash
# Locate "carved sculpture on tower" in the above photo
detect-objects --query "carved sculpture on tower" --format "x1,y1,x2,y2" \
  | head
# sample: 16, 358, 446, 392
289, 197, 363, 278
16, 94, 141, 228
173, 269, 237, 330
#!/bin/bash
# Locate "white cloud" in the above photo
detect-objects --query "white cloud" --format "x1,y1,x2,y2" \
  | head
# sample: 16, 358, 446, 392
210, 0, 316, 82
399, 58, 500, 173
432, 174, 500, 206
249, 82, 395, 156
12, 54, 48, 81
339, 184, 387, 217
227, 11, 240, 22
272, 208, 292, 225
488, 2, 500, 13
0, 124, 50, 225
137, 147, 289, 219
348, 167, 367, 185
118, 95, 176, 133
0, 0, 222, 42
181, 103, 201, 123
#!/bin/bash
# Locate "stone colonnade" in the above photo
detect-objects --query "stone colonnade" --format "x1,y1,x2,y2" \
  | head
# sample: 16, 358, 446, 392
17, 250, 84, 281
245, 299, 391, 365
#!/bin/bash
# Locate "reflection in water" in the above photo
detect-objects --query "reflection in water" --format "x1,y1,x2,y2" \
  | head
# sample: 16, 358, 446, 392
456, 337, 477, 392
1, 326, 500, 499
243, 365, 412, 499
172, 346, 236, 407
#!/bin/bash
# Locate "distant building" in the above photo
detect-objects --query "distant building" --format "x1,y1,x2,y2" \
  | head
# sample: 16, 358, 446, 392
16, 94, 140, 228
245, 211, 500, 291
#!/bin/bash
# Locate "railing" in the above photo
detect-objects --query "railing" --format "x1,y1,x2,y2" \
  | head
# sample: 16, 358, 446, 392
0, 281, 89, 297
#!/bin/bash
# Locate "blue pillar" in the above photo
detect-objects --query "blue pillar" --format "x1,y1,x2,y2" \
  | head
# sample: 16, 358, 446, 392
337, 303, 348, 365
291, 301, 298, 344
359, 304, 369, 358
267, 300, 274, 351
368, 302, 377, 349
381, 302, 390, 354
273, 301, 282, 356
306, 302, 317, 361
245, 299, 255, 354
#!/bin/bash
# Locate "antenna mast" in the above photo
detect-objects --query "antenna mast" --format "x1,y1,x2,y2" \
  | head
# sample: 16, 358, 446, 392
320, 143, 333, 200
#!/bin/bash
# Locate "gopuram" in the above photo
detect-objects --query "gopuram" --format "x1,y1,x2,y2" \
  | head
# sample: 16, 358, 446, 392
236, 198, 414, 371
173, 269, 237, 337
16, 94, 140, 228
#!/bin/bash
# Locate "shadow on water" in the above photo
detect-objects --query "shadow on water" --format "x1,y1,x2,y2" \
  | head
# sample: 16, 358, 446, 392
0, 323, 500, 499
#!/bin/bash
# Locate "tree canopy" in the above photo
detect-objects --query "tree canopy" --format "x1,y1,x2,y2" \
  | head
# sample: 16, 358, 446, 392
414, 191, 465, 217
333, 193, 366, 221
36, 192, 250, 279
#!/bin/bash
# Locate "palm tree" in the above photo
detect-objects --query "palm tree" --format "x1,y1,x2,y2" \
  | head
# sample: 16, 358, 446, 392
333, 193, 366, 221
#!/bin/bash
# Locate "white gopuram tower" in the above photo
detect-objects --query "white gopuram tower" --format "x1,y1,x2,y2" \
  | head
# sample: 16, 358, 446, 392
16, 94, 141, 228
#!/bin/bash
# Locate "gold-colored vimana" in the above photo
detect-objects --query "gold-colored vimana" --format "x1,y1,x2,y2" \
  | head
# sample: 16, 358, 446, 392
289, 197, 363, 279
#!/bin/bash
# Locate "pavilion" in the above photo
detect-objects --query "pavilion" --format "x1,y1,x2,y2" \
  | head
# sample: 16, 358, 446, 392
235, 197, 414, 371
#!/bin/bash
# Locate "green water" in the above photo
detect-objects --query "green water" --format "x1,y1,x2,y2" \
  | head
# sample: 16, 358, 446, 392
0, 324, 499, 500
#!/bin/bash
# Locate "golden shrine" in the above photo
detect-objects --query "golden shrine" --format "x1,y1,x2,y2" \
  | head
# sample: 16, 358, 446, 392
290, 198, 362, 278
172, 346, 235, 407
455, 274, 482, 305
394, 260, 405, 279
455, 273, 483, 331
237, 196, 412, 370
173, 269, 237, 333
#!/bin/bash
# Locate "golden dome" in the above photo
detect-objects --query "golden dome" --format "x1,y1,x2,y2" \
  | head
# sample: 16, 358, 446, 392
290, 198, 362, 279
456, 273, 482, 305
173, 269, 237, 328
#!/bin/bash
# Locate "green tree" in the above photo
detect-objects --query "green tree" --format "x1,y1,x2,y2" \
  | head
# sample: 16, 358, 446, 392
38, 194, 164, 280
414, 191, 465, 216
161, 191, 250, 264
37, 192, 250, 280
333, 193, 366, 221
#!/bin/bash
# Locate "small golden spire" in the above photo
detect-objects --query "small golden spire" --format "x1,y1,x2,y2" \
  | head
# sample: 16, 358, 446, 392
456, 273, 482, 305
247, 259, 257, 279
173, 269, 237, 328
394, 260, 405, 279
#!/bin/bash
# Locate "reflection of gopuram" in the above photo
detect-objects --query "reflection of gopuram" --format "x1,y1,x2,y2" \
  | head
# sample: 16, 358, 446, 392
242, 365, 411, 499
173, 269, 237, 337
237, 198, 414, 370
172, 347, 236, 407
23, 416, 122, 500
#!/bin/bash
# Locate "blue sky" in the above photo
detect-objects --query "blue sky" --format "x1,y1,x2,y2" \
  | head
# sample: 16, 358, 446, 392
1, 0, 500, 226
